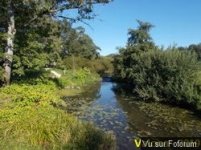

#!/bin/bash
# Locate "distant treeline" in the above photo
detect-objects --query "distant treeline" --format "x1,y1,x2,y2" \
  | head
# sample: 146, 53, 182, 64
60, 56, 114, 76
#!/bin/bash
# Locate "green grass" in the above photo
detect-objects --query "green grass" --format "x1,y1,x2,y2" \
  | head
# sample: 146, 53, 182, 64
0, 104, 115, 150
0, 83, 63, 107
55, 68, 100, 88
0, 70, 115, 150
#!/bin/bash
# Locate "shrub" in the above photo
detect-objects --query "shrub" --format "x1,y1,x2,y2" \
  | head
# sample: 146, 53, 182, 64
61, 56, 114, 76
0, 83, 62, 107
115, 48, 201, 110
56, 68, 100, 88
12, 69, 54, 85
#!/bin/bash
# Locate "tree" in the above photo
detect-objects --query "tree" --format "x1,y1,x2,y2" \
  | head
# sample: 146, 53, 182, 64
114, 20, 156, 81
0, 0, 111, 85
113, 21, 201, 110
127, 20, 154, 47
188, 43, 201, 60
12, 16, 62, 78
60, 20, 100, 59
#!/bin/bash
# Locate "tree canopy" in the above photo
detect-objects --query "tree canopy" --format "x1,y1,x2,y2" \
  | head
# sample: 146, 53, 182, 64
113, 20, 201, 111
60, 21, 100, 59
0, 0, 111, 85
114, 20, 156, 81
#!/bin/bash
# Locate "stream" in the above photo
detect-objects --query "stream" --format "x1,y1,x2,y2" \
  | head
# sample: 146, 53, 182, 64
63, 81, 201, 150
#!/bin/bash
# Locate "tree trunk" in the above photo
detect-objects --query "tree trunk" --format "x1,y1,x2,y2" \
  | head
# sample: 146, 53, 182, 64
3, 0, 15, 85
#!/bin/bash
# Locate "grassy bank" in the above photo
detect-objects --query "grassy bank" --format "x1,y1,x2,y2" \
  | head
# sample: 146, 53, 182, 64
0, 69, 115, 150
56, 68, 100, 87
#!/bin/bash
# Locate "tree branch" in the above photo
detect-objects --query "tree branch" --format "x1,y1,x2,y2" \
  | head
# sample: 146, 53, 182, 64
23, 0, 111, 27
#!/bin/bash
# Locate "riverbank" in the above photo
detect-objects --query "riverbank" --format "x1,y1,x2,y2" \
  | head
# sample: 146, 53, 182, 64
0, 69, 115, 150
62, 81, 201, 150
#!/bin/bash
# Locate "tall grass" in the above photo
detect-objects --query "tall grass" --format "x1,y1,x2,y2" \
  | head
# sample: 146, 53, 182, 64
0, 104, 115, 150
0, 74, 115, 149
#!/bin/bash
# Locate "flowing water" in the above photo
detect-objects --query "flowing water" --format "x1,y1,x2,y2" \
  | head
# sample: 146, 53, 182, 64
63, 81, 201, 150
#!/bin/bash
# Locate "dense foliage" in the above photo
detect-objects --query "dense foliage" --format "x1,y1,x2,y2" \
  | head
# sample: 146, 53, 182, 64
114, 20, 201, 111
61, 56, 114, 76
60, 21, 101, 59
179, 43, 201, 60
0, 0, 111, 85
0, 17, 103, 83
56, 68, 100, 88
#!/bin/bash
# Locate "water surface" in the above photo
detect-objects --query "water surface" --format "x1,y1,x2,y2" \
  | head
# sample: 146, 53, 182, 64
64, 81, 201, 150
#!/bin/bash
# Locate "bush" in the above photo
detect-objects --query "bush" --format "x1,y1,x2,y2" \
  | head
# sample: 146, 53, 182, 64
61, 56, 114, 76
0, 83, 62, 107
11, 69, 54, 85
115, 48, 201, 110
56, 68, 100, 88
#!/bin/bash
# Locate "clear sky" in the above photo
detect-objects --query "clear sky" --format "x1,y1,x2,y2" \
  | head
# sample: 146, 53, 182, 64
71, 0, 201, 56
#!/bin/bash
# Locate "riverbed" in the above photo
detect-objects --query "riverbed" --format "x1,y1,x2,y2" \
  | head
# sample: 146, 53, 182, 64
63, 81, 201, 150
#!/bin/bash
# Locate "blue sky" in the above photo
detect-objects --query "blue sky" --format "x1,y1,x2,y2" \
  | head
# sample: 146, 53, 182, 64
71, 0, 201, 56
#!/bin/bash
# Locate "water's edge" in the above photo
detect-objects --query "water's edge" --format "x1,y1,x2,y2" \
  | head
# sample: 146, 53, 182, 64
63, 81, 201, 150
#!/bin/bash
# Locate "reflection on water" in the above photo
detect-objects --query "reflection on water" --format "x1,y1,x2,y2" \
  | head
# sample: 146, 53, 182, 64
64, 81, 201, 150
